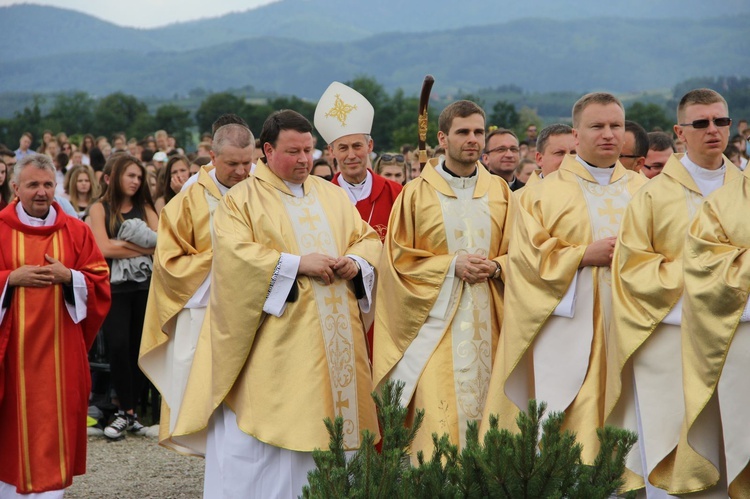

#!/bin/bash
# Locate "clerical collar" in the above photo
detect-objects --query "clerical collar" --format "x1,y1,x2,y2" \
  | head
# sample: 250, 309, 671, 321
682, 153, 725, 174
575, 155, 614, 186
208, 168, 231, 196
341, 174, 368, 187
680, 154, 725, 197
338, 170, 372, 204
441, 162, 477, 178
16, 202, 58, 227
283, 180, 305, 198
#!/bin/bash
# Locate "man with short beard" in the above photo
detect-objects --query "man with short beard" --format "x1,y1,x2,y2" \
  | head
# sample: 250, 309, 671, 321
375, 100, 512, 460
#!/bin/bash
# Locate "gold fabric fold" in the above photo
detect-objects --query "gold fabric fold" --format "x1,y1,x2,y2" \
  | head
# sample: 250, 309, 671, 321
607, 154, 741, 491
657, 167, 750, 496
373, 159, 512, 456
482, 155, 646, 464
139, 167, 221, 455
175, 161, 381, 452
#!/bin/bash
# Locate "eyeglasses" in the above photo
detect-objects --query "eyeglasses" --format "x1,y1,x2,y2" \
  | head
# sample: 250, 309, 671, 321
379, 154, 405, 163
619, 154, 641, 159
678, 117, 732, 129
642, 163, 664, 171
486, 145, 520, 155
317, 174, 333, 181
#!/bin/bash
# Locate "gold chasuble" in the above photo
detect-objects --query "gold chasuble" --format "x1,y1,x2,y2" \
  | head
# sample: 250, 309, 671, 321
139, 167, 222, 456
481, 156, 646, 465
524, 169, 542, 187
607, 154, 741, 491
658, 167, 750, 497
174, 160, 380, 452
374, 159, 512, 458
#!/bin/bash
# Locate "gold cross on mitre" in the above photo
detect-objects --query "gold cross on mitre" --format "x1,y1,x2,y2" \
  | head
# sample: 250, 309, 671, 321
325, 94, 358, 127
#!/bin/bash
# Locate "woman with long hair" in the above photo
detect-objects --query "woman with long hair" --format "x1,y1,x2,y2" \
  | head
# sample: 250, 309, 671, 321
88, 154, 158, 439
80, 134, 95, 165
0, 157, 12, 210
154, 154, 190, 213
65, 165, 100, 218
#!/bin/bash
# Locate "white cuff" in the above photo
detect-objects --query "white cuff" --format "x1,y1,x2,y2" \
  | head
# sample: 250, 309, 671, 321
0, 280, 8, 324
347, 255, 374, 313
262, 253, 300, 317
65, 270, 89, 324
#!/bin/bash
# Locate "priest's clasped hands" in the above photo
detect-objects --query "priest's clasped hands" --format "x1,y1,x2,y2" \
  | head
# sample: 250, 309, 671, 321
455, 253, 496, 284
7, 254, 73, 287
298, 253, 360, 285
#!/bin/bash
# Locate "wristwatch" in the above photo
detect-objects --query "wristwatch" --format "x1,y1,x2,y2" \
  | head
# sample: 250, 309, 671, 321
492, 261, 502, 280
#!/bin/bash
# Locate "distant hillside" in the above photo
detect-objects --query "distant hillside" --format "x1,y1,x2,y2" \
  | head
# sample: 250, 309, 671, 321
3, 0, 750, 62
1, 14, 748, 99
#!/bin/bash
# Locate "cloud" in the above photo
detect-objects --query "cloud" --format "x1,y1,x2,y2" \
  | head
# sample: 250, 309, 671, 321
0, 0, 277, 28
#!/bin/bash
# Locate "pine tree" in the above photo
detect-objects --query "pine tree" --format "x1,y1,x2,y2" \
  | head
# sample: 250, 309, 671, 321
302, 381, 637, 499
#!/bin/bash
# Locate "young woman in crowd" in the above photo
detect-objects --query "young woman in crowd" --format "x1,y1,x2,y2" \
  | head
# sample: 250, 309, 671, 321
80, 134, 96, 165
374, 152, 407, 185
65, 165, 100, 219
0, 157, 12, 210
154, 154, 190, 213
88, 154, 158, 439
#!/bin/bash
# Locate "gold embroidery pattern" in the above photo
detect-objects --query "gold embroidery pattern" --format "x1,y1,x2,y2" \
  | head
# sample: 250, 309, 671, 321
437, 179, 493, 448
281, 188, 360, 449
577, 175, 633, 326
325, 94, 357, 127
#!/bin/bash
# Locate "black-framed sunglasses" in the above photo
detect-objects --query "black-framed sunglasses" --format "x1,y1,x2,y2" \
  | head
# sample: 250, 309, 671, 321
619, 154, 640, 159
642, 163, 664, 170
678, 117, 732, 129
379, 154, 405, 163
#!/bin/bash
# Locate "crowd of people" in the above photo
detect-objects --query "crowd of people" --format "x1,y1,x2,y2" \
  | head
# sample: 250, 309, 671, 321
0, 82, 749, 498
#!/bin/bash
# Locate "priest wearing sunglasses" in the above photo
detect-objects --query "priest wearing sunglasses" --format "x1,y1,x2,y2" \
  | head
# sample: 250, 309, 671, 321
607, 88, 743, 496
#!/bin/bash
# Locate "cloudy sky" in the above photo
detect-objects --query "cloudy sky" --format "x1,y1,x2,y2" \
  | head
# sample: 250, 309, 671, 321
1, 0, 278, 28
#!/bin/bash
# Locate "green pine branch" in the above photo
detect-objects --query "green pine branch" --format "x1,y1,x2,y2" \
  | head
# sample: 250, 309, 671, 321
302, 380, 638, 499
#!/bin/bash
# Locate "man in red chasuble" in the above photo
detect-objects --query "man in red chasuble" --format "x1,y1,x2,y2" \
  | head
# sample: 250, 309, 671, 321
0, 154, 111, 496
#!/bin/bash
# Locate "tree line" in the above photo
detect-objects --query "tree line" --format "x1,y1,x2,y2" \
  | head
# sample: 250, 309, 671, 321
1, 76, 747, 153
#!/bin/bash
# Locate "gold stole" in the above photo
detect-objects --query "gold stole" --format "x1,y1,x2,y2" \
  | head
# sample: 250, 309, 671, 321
437, 178, 493, 448
280, 189, 360, 449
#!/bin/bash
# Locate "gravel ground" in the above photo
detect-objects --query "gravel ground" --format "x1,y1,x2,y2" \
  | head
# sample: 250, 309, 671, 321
66, 428, 204, 498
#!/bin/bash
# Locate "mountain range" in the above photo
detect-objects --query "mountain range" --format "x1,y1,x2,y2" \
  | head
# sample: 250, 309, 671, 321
1, 2, 749, 99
